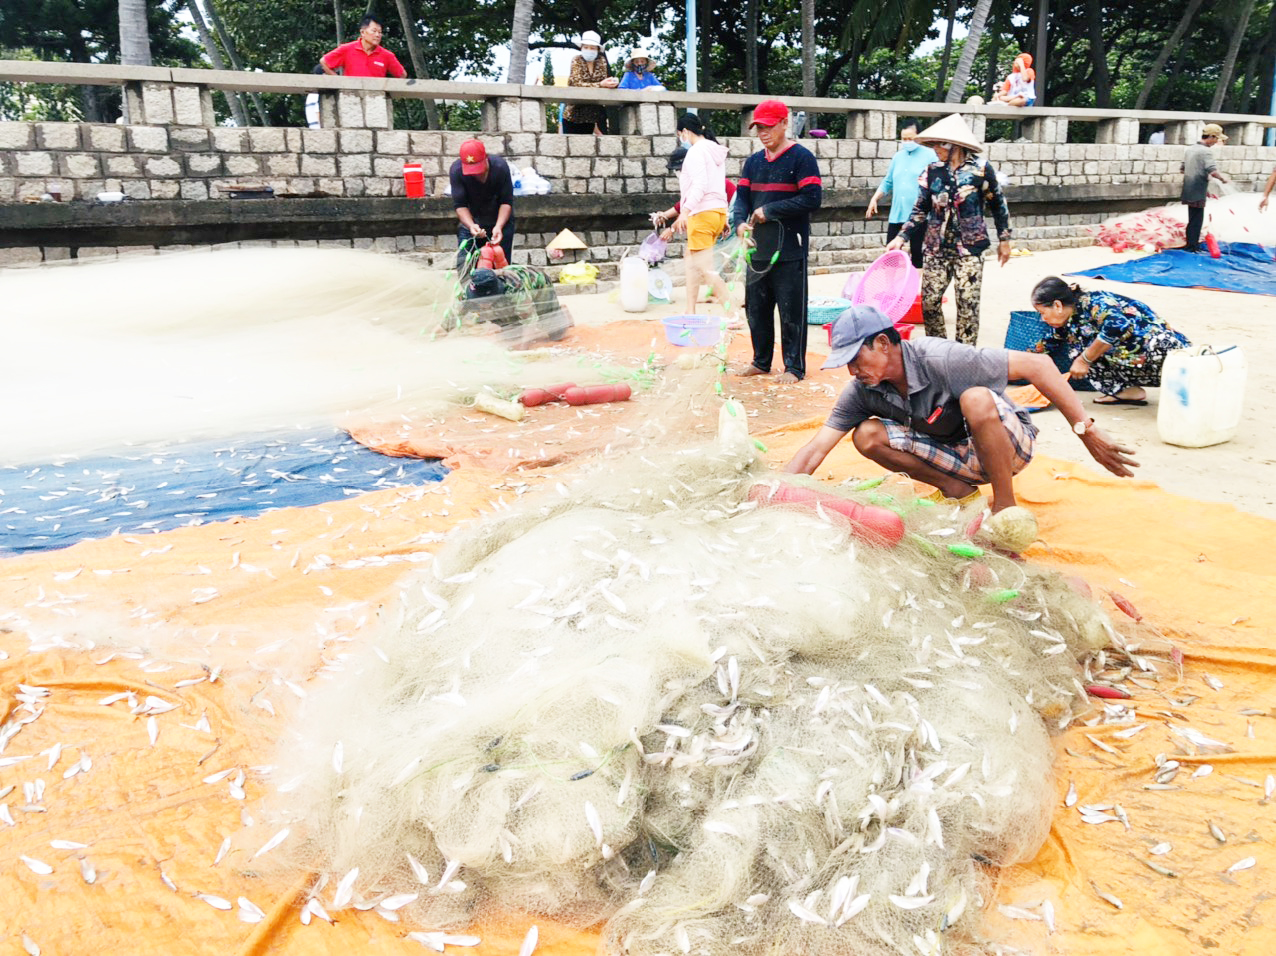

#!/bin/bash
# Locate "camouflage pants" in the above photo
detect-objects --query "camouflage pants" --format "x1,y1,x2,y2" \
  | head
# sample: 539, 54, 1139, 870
921, 254, 984, 345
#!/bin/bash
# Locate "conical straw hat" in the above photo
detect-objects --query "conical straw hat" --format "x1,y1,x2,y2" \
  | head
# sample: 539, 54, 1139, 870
546, 228, 588, 252
915, 113, 983, 153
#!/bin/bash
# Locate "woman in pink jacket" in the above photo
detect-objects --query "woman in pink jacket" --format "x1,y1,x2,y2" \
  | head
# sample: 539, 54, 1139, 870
670, 113, 736, 316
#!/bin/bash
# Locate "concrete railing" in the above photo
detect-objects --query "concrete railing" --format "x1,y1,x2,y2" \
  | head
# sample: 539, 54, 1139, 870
3, 60, 1275, 145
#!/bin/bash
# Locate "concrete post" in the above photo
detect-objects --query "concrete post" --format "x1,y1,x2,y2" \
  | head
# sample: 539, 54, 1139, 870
483, 97, 544, 133
172, 84, 215, 126
847, 110, 887, 140
122, 82, 146, 126
1096, 117, 1137, 145
336, 91, 365, 128
363, 92, 393, 129
1022, 116, 1067, 144
1223, 122, 1262, 147
318, 92, 338, 129
140, 81, 175, 126
1164, 122, 1195, 145
618, 102, 673, 135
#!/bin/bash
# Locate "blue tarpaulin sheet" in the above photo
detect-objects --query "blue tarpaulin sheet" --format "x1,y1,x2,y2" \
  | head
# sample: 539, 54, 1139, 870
0, 430, 447, 555
1067, 242, 1276, 297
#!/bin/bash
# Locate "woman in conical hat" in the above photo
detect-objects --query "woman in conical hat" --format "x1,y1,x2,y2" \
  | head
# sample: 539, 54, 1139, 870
886, 113, 1013, 345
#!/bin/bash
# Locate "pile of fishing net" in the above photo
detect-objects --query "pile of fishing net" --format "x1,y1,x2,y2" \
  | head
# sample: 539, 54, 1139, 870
264, 437, 1118, 954
1090, 190, 1276, 253
0, 247, 616, 464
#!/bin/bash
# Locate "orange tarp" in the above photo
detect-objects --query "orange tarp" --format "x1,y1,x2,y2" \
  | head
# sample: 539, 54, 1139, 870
2, 414, 1273, 954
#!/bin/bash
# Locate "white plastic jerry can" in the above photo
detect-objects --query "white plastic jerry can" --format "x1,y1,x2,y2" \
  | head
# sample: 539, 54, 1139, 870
619, 256, 649, 313
1157, 345, 1247, 447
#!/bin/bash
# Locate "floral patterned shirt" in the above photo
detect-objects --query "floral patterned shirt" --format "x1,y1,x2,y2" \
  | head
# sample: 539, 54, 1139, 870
1032, 290, 1188, 366
898, 156, 1012, 258
564, 55, 611, 126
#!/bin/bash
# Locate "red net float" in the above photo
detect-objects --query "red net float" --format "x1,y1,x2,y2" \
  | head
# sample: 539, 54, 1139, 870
519, 383, 577, 407
746, 483, 905, 547
562, 384, 632, 406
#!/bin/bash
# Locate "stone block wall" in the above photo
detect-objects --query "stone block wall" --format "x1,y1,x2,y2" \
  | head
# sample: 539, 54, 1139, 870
4, 119, 1275, 204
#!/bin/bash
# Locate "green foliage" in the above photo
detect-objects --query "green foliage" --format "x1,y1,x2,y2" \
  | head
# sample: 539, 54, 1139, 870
0, 47, 82, 120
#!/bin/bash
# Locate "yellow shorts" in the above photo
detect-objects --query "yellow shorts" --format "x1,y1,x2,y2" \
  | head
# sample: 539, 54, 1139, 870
686, 209, 727, 252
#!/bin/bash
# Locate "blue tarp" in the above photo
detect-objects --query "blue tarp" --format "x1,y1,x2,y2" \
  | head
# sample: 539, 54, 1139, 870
1067, 242, 1276, 297
0, 430, 447, 555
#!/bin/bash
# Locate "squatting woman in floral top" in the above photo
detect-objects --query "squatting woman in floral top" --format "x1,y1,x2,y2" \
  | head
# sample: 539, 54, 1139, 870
887, 113, 1012, 345
1029, 277, 1191, 405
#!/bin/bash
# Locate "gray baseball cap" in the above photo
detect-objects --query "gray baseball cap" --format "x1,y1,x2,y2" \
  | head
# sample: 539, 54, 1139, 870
822, 305, 894, 369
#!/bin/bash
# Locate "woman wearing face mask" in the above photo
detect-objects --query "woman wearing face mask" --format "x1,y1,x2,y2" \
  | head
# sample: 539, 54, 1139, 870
564, 30, 618, 135
663, 114, 736, 317
865, 120, 936, 270
617, 48, 665, 90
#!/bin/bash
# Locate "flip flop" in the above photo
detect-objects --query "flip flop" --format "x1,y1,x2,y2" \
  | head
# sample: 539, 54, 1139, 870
1093, 395, 1149, 407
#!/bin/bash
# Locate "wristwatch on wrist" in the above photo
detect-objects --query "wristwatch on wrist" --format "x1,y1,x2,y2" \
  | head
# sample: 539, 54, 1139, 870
1072, 418, 1095, 436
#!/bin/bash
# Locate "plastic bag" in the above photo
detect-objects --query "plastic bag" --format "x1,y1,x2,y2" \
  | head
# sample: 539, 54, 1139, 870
557, 262, 600, 285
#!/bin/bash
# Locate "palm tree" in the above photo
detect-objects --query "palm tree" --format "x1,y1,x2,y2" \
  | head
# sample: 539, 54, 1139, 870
393, 0, 442, 129
1210, 0, 1258, 112
801, 0, 815, 97
119, 0, 152, 66
1134, 0, 1204, 110
508, 0, 534, 84
185, 0, 250, 126
944, 0, 993, 103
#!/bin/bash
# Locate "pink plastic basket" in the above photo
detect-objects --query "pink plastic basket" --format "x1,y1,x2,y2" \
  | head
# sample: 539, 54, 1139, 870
849, 250, 920, 321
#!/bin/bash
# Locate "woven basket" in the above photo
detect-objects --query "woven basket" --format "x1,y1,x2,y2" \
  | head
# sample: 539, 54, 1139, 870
807, 296, 851, 326
1005, 310, 1094, 390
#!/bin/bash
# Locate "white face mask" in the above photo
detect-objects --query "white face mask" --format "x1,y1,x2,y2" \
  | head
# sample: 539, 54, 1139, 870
581, 50, 598, 62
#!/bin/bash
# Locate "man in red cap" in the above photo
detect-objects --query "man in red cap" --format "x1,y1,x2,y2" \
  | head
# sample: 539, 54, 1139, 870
320, 15, 407, 78
733, 98, 823, 384
449, 139, 516, 273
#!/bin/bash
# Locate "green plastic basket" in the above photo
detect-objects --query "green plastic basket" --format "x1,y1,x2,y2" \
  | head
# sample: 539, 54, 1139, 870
807, 296, 851, 326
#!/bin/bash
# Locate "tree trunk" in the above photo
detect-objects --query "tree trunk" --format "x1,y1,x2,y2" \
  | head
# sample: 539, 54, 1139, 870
186, 0, 250, 126
1134, 0, 1203, 109
119, 0, 153, 66
801, 0, 815, 98
1237, 50, 1259, 113
1085, 0, 1111, 108
983, 9, 1002, 101
508, 0, 534, 84
1033, 0, 1048, 106
845, 32, 863, 98
333, 0, 343, 45
934, 0, 957, 101
393, 0, 442, 128
1211, 0, 1258, 112
700, 0, 713, 93
1154, 53, 1187, 110
744, 0, 759, 94
79, 85, 104, 124
945, 0, 992, 103
203, 0, 270, 125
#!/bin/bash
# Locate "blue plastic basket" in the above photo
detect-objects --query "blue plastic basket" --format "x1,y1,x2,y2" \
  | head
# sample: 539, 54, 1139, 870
662, 315, 724, 347
807, 296, 851, 326
1005, 310, 1094, 390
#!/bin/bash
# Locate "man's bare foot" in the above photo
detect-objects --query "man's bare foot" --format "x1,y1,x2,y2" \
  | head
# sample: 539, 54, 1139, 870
733, 364, 769, 377
774, 371, 800, 384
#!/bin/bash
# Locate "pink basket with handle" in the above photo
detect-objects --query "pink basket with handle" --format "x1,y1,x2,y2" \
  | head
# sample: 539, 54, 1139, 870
848, 250, 920, 322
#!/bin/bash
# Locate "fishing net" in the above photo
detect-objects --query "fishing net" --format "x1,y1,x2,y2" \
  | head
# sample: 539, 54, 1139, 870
0, 247, 619, 465
1090, 189, 1276, 253
264, 432, 1121, 953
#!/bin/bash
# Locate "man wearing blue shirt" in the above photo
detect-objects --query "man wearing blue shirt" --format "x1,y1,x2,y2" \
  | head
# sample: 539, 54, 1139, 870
866, 121, 936, 270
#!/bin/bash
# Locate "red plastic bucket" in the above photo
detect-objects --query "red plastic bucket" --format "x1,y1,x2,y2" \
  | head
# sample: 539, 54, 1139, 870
403, 163, 425, 199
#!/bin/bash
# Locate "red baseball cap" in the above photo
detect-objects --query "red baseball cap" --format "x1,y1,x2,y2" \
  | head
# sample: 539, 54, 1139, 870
749, 99, 789, 128
459, 139, 488, 175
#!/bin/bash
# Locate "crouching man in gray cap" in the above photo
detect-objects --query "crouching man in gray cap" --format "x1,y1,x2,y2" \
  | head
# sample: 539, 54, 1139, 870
784, 305, 1139, 513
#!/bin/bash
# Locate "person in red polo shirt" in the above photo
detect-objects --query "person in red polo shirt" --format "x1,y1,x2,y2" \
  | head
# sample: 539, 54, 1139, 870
321, 14, 408, 78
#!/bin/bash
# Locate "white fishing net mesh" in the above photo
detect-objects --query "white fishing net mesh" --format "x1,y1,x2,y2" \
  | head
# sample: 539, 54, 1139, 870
265, 436, 1116, 953
0, 247, 616, 464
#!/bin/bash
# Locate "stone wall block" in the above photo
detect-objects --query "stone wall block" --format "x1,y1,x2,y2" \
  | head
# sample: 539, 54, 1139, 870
299, 154, 337, 176
172, 84, 214, 126
507, 132, 537, 155
186, 153, 223, 176
36, 122, 80, 150
224, 154, 263, 176
87, 124, 127, 151
339, 154, 373, 176
566, 135, 598, 156
409, 131, 443, 155
180, 180, 209, 200
339, 129, 374, 153
105, 155, 142, 176
593, 157, 619, 176
150, 180, 179, 199
337, 91, 366, 128
374, 157, 408, 177
122, 180, 152, 200
318, 92, 339, 129
141, 82, 175, 126
16, 152, 55, 176
315, 178, 345, 196
564, 157, 592, 178
537, 134, 568, 157
144, 156, 182, 178
266, 154, 300, 176
0, 122, 34, 150
170, 127, 211, 151
304, 129, 339, 153
248, 127, 287, 152
520, 99, 546, 133
363, 94, 392, 129
378, 130, 409, 154
212, 128, 248, 152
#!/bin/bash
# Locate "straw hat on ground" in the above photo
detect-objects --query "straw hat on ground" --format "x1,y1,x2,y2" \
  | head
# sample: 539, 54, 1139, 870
915, 113, 983, 153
